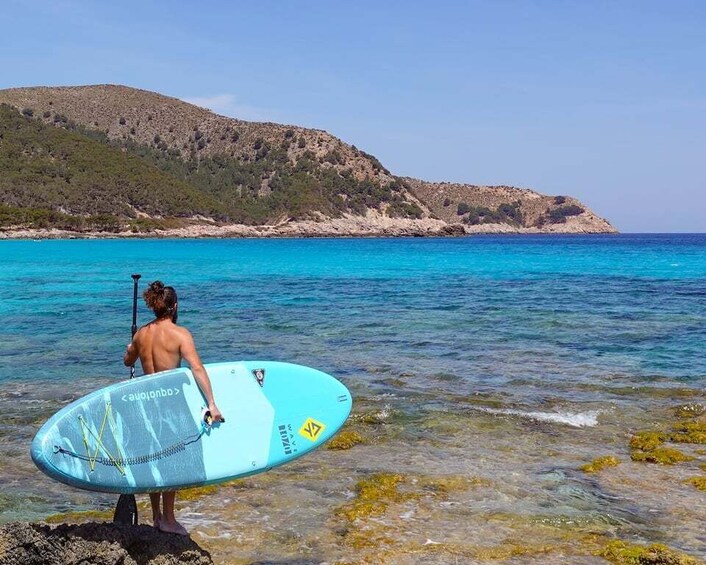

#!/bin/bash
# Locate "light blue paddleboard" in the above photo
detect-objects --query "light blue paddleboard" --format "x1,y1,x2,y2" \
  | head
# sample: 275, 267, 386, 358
31, 361, 352, 494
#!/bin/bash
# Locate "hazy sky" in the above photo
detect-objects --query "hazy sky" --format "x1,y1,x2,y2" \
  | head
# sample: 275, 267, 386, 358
3, 1, 704, 232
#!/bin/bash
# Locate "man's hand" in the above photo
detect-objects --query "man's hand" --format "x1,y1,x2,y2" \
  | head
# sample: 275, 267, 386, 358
208, 404, 225, 423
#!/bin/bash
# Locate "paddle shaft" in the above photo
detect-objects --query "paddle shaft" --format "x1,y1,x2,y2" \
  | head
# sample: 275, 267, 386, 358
115, 274, 141, 526
130, 274, 141, 379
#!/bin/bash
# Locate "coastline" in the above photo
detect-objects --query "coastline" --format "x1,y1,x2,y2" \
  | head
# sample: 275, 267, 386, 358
0, 214, 618, 240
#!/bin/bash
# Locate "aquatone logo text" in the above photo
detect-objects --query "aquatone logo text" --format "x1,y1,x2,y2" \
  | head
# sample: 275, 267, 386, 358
121, 388, 181, 402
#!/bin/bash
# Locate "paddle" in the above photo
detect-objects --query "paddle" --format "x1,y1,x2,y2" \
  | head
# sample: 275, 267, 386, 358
113, 274, 141, 526
129, 273, 141, 379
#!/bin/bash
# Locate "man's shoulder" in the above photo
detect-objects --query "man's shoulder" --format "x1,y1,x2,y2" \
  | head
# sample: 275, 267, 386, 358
133, 324, 148, 340
136, 320, 155, 334
172, 324, 194, 339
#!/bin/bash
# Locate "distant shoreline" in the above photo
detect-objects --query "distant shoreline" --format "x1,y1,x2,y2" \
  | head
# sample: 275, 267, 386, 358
0, 215, 618, 240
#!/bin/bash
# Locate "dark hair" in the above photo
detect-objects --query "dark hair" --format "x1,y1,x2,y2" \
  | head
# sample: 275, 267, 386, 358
144, 280, 177, 319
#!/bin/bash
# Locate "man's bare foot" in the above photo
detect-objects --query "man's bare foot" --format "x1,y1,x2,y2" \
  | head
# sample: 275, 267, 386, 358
158, 519, 188, 536
153, 515, 162, 529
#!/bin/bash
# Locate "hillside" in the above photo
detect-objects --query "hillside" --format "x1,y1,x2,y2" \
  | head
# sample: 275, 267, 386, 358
0, 85, 616, 235
406, 178, 615, 233
0, 104, 229, 231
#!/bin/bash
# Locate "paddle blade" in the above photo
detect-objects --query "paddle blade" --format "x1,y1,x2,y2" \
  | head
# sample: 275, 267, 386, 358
113, 494, 138, 525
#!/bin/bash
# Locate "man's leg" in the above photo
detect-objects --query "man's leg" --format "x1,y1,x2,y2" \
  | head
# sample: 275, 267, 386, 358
149, 493, 162, 528
158, 491, 188, 535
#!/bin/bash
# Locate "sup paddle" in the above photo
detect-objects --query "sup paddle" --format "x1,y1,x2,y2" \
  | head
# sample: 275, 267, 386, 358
113, 273, 141, 526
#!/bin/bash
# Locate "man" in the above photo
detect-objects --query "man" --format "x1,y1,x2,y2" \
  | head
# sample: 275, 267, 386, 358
124, 280, 224, 536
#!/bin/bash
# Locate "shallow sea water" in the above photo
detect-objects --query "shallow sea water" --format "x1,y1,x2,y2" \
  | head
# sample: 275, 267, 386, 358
1, 235, 706, 563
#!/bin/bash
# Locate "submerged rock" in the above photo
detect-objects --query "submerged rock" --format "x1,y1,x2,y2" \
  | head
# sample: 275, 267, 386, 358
580, 455, 621, 473
0, 521, 212, 565
629, 431, 667, 452
326, 430, 364, 450
598, 539, 700, 565
673, 404, 706, 419
685, 476, 706, 491
670, 420, 706, 444
630, 447, 694, 465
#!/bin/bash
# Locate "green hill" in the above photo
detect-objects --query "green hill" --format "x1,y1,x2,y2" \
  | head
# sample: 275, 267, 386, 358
0, 104, 227, 230
0, 100, 422, 231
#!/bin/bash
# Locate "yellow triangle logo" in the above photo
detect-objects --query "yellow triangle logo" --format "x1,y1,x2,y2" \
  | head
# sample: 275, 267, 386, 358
299, 417, 326, 441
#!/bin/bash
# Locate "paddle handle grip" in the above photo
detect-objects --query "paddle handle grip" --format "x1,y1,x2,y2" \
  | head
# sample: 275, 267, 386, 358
202, 409, 225, 425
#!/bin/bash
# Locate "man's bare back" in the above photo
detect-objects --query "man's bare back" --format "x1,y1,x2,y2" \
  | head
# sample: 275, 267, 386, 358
130, 318, 190, 374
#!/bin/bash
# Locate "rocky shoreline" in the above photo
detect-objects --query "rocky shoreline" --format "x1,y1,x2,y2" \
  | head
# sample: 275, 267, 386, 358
0, 521, 213, 565
0, 214, 617, 240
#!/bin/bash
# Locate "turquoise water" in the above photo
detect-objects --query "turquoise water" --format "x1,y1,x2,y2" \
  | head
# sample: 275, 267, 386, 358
1, 234, 706, 562
3, 235, 705, 385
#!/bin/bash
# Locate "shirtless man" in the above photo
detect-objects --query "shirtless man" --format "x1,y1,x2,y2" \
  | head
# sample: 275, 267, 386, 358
123, 280, 224, 536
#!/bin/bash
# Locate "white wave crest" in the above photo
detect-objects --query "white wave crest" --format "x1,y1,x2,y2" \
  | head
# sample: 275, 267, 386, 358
474, 407, 599, 428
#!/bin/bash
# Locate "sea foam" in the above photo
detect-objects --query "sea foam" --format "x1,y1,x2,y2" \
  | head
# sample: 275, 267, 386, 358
474, 407, 600, 428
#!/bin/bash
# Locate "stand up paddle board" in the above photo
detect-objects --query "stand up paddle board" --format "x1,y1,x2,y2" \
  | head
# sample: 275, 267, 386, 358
31, 361, 352, 494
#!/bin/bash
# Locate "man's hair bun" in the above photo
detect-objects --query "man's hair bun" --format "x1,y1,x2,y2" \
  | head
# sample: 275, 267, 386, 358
143, 280, 177, 318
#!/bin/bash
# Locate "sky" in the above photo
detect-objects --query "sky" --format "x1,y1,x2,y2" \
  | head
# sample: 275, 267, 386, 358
2, 0, 705, 232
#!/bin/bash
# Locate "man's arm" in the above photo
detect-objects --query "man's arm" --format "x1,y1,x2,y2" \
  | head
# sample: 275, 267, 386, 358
124, 341, 139, 367
179, 329, 224, 422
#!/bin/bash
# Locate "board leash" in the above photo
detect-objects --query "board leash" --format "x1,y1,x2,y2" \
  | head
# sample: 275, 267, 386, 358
56, 428, 207, 471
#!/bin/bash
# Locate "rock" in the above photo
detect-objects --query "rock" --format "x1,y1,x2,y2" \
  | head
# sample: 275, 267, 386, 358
437, 223, 467, 236
0, 521, 213, 565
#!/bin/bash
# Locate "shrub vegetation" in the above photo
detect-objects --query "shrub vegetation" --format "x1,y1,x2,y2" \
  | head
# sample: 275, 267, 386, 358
457, 201, 525, 226
0, 104, 422, 228
548, 204, 584, 223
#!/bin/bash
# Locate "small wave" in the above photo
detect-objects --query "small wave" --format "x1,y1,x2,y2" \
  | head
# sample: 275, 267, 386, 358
473, 407, 599, 428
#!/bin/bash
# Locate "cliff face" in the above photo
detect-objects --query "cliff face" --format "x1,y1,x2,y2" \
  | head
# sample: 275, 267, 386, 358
406, 178, 616, 234
0, 521, 212, 565
0, 85, 616, 234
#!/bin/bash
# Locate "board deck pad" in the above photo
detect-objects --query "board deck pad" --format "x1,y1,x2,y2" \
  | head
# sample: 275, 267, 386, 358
31, 361, 352, 494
